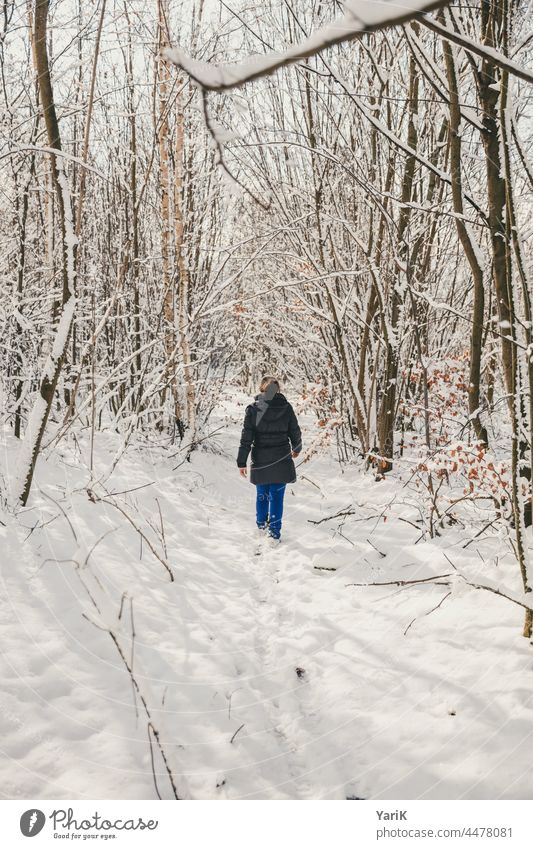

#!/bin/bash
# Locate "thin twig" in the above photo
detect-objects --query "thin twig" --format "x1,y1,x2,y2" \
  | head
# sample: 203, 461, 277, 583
404, 591, 452, 635
95, 492, 174, 581
39, 489, 78, 544
230, 723, 245, 744
155, 498, 168, 559
147, 723, 162, 800
130, 596, 138, 719
105, 481, 155, 498
365, 538, 387, 558
308, 506, 355, 525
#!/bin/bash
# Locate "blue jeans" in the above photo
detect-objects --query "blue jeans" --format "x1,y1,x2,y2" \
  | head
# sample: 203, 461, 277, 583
256, 483, 286, 538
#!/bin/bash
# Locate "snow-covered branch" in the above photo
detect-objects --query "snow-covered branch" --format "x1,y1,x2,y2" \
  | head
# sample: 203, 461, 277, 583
421, 15, 533, 84
166, 0, 451, 90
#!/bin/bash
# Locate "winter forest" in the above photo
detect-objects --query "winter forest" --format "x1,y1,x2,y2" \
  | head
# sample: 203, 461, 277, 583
0, 0, 532, 801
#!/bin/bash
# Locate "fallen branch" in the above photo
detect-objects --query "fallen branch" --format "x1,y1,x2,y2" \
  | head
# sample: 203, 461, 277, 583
346, 572, 454, 588
346, 572, 533, 614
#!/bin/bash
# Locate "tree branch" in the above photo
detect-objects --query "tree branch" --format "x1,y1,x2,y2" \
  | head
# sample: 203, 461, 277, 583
166, 1, 451, 90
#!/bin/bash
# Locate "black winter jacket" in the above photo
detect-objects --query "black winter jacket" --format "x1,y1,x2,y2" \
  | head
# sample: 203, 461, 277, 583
237, 393, 302, 485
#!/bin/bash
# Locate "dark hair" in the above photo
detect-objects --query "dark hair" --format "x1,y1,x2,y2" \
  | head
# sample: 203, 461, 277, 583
259, 375, 280, 393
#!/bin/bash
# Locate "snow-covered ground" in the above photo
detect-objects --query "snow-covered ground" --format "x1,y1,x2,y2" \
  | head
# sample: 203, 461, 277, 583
1, 391, 532, 800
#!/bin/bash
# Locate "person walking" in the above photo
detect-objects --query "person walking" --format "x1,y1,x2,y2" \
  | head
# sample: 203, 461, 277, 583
237, 377, 302, 542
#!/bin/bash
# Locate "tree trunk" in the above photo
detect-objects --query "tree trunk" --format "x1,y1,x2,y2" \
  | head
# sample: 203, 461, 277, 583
15, 0, 77, 506
174, 92, 196, 438
442, 20, 488, 446
157, 0, 185, 438
377, 54, 419, 472
478, 0, 532, 634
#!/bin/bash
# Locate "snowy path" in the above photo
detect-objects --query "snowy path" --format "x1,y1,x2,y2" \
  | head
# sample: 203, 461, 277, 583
1, 397, 533, 799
